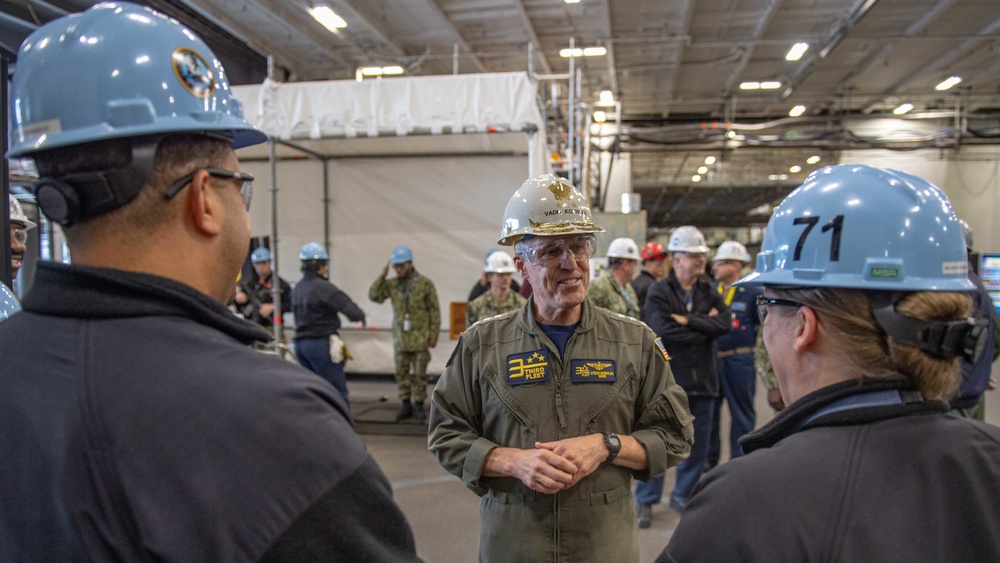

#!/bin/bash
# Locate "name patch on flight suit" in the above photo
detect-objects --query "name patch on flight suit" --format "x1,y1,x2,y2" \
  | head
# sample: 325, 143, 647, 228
654, 337, 671, 361
506, 349, 551, 386
570, 359, 617, 383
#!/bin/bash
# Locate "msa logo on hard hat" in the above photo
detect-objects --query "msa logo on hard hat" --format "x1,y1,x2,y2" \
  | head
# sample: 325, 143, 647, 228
172, 47, 216, 98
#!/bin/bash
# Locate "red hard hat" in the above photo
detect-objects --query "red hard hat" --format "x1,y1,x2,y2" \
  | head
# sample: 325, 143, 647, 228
641, 241, 667, 261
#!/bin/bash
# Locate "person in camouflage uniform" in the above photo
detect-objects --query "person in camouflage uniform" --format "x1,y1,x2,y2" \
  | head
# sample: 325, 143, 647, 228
755, 328, 784, 411
467, 250, 526, 325
369, 245, 440, 422
587, 237, 641, 319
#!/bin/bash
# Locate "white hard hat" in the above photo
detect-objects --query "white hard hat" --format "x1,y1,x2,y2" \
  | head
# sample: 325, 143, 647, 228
607, 237, 640, 260
667, 225, 709, 253
9, 194, 36, 230
484, 251, 516, 274
714, 241, 751, 263
498, 174, 605, 246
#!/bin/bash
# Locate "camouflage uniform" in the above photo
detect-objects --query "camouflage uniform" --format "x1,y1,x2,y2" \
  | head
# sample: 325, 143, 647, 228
467, 290, 526, 326
587, 271, 640, 319
369, 271, 441, 402
755, 328, 779, 390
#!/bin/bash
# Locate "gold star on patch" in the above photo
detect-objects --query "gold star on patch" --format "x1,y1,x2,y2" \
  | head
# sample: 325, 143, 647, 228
529, 352, 543, 363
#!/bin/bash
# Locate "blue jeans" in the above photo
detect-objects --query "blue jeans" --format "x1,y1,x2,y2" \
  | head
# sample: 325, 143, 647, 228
296, 337, 349, 405
708, 353, 757, 462
635, 395, 715, 505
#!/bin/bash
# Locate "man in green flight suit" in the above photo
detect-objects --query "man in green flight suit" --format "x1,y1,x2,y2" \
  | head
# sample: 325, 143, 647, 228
588, 236, 641, 319
369, 245, 440, 422
429, 174, 694, 562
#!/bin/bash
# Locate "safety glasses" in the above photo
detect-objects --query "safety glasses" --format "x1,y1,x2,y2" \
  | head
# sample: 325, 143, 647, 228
520, 234, 597, 267
756, 295, 805, 322
165, 168, 254, 210
10, 228, 27, 244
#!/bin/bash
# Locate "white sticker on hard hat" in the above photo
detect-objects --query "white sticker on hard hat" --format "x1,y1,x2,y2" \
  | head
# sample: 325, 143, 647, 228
942, 261, 967, 275
171, 47, 216, 98
15, 118, 61, 146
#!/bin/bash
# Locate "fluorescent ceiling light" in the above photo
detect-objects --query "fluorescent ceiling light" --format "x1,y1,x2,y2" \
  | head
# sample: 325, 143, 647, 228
789, 105, 806, 117
599, 90, 615, 105
697, 166, 708, 174
806, 155, 821, 164
768, 174, 789, 181
358, 66, 404, 78
308, 5, 347, 32
739, 82, 760, 90
785, 43, 809, 61
381, 66, 404, 75
704, 156, 717, 165
893, 103, 914, 115
564, 0, 581, 3
935, 76, 962, 91
560, 47, 606, 58
593, 111, 607, 123
760, 81, 782, 90
789, 165, 802, 173
691, 174, 702, 183
360, 67, 384, 76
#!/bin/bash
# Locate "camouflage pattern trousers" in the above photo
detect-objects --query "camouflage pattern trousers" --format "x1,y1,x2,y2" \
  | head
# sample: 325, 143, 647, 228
395, 349, 431, 402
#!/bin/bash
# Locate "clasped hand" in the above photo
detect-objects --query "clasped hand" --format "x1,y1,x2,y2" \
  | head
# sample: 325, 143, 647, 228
512, 434, 607, 494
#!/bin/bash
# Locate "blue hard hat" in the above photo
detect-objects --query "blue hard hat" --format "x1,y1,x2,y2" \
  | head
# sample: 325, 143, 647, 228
738, 164, 973, 292
8, 2, 266, 158
0, 282, 21, 323
391, 245, 414, 265
251, 247, 271, 263
299, 242, 329, 261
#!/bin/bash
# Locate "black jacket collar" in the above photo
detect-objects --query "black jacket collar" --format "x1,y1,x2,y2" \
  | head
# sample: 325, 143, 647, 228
23, 262, 271, 345
739, 377, 948, 454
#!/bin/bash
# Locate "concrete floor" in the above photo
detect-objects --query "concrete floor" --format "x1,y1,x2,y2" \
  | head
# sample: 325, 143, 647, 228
351, 376, 1000, 563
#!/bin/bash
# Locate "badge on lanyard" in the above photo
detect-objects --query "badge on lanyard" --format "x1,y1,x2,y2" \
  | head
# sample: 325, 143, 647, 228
506, 349, 551, 386
570, 359, 617, 383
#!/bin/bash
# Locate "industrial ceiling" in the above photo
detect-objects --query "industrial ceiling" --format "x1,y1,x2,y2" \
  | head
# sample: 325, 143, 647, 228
2, 0, 998, 231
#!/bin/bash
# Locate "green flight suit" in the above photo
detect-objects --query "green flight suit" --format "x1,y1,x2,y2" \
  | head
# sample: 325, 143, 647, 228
587, 271, 640, 319
429, 300, 693, 562
369, 271, 441, 401
467, 290, 527, 326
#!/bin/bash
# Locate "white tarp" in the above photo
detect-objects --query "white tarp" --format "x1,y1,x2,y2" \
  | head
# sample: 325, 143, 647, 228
232, 72, 542, 140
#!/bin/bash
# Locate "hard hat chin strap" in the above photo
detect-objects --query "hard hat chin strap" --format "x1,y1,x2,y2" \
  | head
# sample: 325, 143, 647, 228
872, 302, 988, 363
33, 142, 157, 227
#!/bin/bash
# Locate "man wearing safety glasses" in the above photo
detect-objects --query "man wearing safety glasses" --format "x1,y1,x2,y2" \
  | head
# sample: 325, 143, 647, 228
429, 174, 693, 562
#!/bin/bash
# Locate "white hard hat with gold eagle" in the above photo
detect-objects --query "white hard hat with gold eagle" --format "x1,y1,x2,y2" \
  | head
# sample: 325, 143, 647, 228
498, 174, 605, 246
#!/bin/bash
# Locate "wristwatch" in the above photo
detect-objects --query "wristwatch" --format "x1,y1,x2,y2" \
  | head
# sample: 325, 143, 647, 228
603, 432, 621, 463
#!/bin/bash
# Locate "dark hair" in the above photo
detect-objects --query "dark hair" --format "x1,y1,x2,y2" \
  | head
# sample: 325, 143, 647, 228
301, 259, 327, 273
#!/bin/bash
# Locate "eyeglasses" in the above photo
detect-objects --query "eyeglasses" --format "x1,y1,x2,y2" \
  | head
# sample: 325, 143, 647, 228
520, 234, 597, 267
164, 168, 254, 210
757, 295, 805, 322
10, 228, 27, 244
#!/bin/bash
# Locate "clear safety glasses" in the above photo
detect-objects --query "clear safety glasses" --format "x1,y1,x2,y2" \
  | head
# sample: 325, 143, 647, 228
520, 234, 597, 267
756, 295, 805, 322
164, 168, 254, 211
10, 228, 27, 244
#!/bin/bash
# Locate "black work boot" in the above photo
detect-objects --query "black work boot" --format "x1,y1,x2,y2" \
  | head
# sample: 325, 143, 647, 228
413, 401, 427, 422
637, 503, 652, 529
394, 400, 413, 422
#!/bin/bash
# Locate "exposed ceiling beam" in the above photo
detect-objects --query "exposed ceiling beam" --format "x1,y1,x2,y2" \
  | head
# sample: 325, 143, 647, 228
176, 0, 302, 78
653, 0, 696, 117
336, 0, 408, 61
862, 14, 1000, 112
418, 0, 486, 73
597, 0, 618, 101
511, 0, 551, 75
837, 0, 958, 93
721, 0, 781, 97
248, 0, 360, 71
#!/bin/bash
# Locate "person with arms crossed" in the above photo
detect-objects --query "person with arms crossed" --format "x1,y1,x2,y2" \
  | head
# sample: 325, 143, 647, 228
635, 226, 730, 527
0, 5, 419, 561
660, 165, 1000, 562
429, 174, 693, 562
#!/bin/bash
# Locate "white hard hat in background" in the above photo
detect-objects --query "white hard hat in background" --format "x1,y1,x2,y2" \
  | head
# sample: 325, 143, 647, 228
8, 194, 36, 230
484, 251, 516, 274
714, 241, 751, 263
667, 226, 709, 253
607, 237, 640, 260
